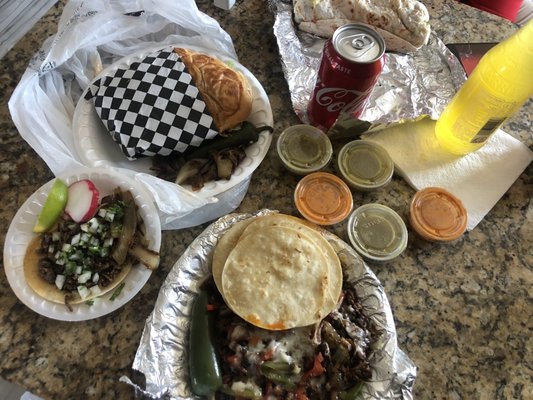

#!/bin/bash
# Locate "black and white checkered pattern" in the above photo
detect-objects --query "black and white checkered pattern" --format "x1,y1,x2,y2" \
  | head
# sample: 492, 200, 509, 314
85, 49, 219, 160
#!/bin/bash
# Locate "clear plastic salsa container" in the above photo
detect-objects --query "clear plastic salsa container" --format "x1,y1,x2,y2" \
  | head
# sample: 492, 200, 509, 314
337, 140, 394, 191
347, 203, 408, 262
294, 172, 353, 225
409, 187, 467, 242
277, 124, 333, 175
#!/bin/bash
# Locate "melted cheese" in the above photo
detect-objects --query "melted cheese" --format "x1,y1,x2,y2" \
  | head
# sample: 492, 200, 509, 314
228, 324, 316, 371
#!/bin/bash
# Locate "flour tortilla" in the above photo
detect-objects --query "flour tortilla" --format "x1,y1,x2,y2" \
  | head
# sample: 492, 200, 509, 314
239, 214, 343, 317
24, 236, 132, 305
294, 0, 431, 52
221, 226, 330, 330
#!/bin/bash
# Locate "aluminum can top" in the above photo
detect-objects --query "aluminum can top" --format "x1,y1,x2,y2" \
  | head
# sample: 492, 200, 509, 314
333, 23, 385, 64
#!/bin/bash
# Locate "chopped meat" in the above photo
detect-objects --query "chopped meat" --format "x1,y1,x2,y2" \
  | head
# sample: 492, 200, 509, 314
199, 275, 378, 399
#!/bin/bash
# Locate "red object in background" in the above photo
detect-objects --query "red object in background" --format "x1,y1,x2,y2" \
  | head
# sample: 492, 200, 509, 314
307, 24, 386, 131
446, 42, 497, 76
460, 0, 523, 21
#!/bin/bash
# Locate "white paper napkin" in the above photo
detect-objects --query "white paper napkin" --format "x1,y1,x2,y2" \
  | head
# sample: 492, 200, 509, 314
363, 118, 533, 230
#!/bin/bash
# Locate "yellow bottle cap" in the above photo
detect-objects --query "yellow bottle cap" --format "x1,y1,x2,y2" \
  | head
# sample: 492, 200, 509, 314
409, 187, 467, 242
294, 172, 353, 225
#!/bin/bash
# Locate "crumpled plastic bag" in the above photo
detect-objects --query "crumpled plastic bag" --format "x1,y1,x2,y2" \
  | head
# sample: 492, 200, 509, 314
9, 0, 250, 230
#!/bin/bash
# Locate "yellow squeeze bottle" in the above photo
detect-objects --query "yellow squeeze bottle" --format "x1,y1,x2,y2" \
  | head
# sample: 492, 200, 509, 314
435, 19, 533, 155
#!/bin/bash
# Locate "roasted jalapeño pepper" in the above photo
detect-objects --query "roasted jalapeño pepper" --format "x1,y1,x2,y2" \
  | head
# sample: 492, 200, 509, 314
185, 121, 274, 160
189, 290, 222, 396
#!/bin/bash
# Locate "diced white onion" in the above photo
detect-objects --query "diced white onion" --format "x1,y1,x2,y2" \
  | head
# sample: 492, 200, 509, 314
230, 381, 262, 398
62, 243, 72, 252
77, 271, 92, 284
92, 272, 99, 284
75, 266, 83, 275
90, 285, 102, 297
71, 233, 81, 245
88, 218, 99, 233
77, 285, 90, 300
55, 275, 66, 290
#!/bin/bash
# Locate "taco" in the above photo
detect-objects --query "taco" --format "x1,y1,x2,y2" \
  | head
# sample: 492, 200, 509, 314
24, 188, 158, 307
23, 236, 132, 306
212, 214, 343, 330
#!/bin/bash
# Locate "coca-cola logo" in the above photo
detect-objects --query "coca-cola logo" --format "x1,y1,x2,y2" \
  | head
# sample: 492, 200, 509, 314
314, 87, 373, 113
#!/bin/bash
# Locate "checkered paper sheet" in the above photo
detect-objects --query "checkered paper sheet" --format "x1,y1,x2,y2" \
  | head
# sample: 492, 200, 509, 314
85, 49, 219, 160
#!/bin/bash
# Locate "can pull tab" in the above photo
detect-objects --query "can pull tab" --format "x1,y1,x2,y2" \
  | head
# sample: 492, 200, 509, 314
347, 34, 375, 58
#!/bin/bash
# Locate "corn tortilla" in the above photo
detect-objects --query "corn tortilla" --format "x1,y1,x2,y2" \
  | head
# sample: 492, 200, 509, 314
211, 218, 255, 294
239, 214, 343, 316
24, 236, 132, 305
221, 225, 330, 330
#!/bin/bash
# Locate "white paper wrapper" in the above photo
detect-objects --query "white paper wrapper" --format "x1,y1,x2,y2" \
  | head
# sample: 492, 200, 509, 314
121, 211, 417, 399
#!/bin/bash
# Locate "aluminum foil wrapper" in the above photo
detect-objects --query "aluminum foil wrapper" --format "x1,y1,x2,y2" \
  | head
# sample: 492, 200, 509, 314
121, 210, 417, 399
270, 0, 467, 137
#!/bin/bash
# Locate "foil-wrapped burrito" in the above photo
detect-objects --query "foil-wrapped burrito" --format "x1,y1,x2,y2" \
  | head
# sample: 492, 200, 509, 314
121, 211, 417, 399
269, 0, 466, 138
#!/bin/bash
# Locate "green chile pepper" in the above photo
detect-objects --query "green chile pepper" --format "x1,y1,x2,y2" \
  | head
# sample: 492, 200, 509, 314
260, 361, 300, 388
189, 290, 222, 396
339, 381, 364, 400
185, 122, 274, 160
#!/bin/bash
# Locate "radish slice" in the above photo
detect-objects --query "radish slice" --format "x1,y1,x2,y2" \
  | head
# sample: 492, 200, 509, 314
65, 179, 100, 223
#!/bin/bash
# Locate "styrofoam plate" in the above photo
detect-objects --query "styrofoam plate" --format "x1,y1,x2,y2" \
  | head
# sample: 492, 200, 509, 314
3, 167, 161, 321
72, 44, 273, 200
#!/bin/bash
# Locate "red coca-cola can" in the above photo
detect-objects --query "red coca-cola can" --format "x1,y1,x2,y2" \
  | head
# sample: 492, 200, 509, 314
307, 23, 386, 131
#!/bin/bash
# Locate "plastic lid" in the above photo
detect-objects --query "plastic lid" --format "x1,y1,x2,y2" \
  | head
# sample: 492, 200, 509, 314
347, 204, 408, 262
294, 172, 353, 225
277, 125, 333, 175
409, 187, 467, 242
337, 140, 394, 191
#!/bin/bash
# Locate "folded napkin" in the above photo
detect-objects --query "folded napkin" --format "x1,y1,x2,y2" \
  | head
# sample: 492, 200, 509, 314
363, 118, 533, 230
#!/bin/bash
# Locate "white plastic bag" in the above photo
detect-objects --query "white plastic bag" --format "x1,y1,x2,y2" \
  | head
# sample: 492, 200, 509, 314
9, 0, 250, 230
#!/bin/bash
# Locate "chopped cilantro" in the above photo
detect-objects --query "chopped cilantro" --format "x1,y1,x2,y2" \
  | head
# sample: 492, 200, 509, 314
110, 282, 125, 301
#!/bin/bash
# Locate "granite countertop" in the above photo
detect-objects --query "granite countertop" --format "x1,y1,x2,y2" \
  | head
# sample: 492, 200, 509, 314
0, 1, 531, 399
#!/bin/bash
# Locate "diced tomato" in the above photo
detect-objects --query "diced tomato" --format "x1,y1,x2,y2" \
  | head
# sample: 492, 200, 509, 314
295, 386, 309, 400
302, 352, 325, 380
226, 354, 240, 367
259, 347, 274, 361
206, 303, 217, 311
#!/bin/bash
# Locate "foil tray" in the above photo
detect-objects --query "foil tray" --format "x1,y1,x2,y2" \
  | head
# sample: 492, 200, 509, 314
122, 211, 417, 399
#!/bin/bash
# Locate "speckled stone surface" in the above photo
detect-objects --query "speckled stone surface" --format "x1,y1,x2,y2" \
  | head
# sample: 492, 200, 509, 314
0, 1, 531, 399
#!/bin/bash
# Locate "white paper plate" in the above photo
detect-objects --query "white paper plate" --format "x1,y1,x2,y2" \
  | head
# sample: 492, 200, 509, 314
72, 44, 274, 200
3, 168, 162, 321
